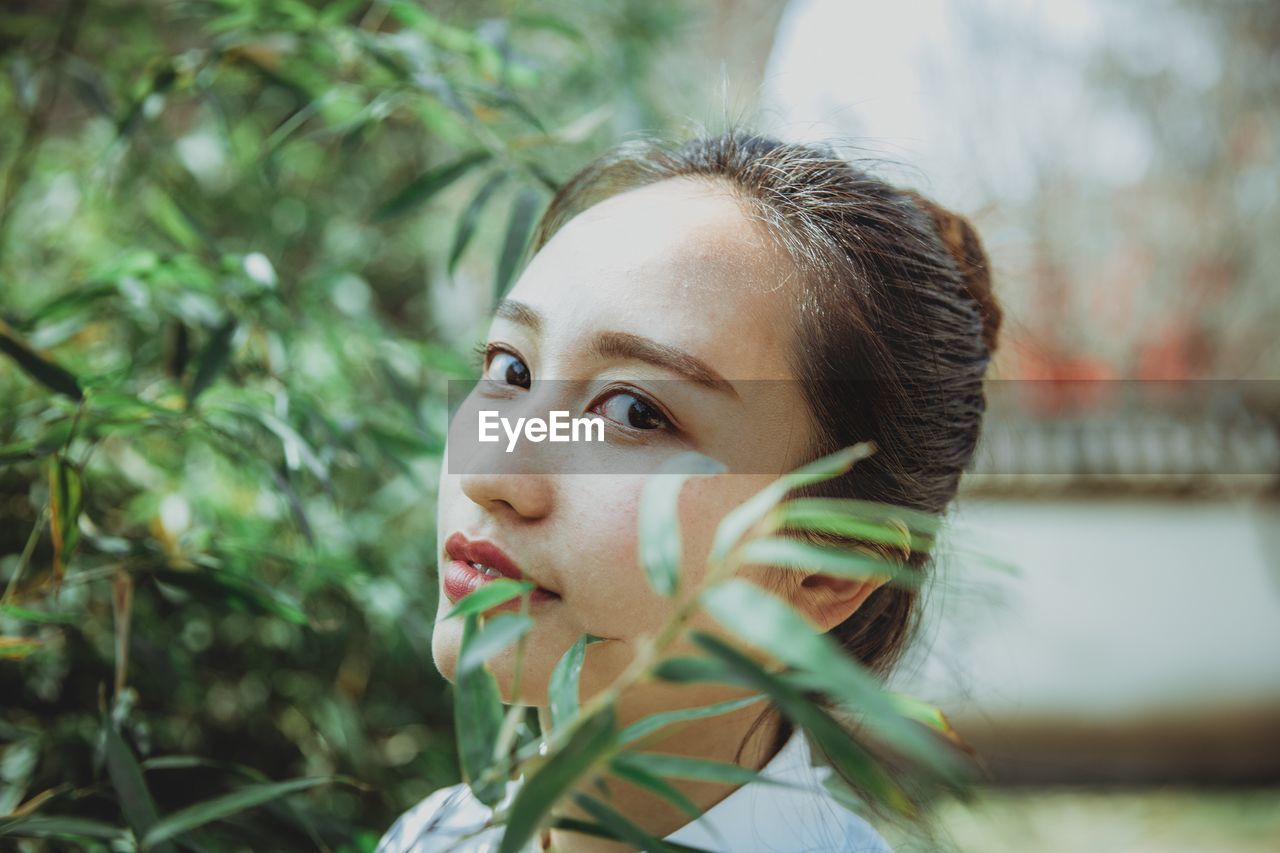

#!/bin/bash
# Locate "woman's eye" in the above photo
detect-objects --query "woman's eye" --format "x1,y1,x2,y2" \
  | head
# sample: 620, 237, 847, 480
484, 350, 531, 389
592, 390, 672, 431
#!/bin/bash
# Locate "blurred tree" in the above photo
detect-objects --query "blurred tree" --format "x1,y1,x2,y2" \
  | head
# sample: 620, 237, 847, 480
999, 0, 1280, 381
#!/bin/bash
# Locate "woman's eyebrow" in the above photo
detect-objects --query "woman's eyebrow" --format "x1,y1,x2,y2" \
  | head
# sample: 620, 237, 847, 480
494, 298, 542, 333
590, 331, 738, 398
494, 298, 737, 397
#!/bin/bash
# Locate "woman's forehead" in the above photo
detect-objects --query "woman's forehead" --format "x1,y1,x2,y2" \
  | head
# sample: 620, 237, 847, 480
507, 179, 799, 377
542, 178, 775, 280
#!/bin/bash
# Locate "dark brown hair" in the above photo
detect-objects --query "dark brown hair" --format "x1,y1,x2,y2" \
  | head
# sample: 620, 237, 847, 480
530, 129, 1001, 779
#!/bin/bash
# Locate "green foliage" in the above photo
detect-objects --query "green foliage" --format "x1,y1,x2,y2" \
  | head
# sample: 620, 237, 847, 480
456, 613, 532, 677
497, 706, 618, 853
453, 614, 507, 809
443, 577, 533, 619
0, 0, 692, 847
547, 633, 597, 733
141, 775, 338, 849
618, 694, 762, 747
638, 451, 727, 598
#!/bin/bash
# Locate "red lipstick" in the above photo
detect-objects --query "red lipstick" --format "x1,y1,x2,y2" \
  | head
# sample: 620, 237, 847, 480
442, 532, 560, 608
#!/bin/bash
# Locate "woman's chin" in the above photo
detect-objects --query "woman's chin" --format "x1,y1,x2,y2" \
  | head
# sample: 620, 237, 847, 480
486, 654, 553, 706
430, 624, 461, 685
431, 624, 551, 704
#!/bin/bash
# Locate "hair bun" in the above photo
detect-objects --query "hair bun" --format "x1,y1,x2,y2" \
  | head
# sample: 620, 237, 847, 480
905, 192, 1002, 354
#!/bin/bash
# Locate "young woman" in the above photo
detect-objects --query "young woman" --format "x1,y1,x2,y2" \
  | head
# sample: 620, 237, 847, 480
377, 130, 1002, 852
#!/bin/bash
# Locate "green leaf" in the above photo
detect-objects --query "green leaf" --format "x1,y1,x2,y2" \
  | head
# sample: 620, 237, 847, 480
151, 568, 308, 625
651, 655, 755, 690
524, 161, 561, 193
141, 756, 216, 771
143, 187, 204, 252
883, 692, 965, 747
697, 595, 810, 664
414, 73, 476, 122
619, 694, 763, 746
610, 752, 763, 786
186, 316, 238, 407
498, 706, 617, 853
772, 498, 937, 553
638, 451, 727, 597
735, 537, 918, 588
0, 816, 127, 840
570, 792, 675, 851
0, 603, 77, 624
444, 578, 534, 619
935, 537, 1022, 576
49, 457, 83, 585
388, 2, 488, 55
417, 341, 476, 377
511, 12, 588, 46
699, 581, 959, 782
455, 613, 507, 806
449, 171, 511, 275
473, 87, 547, 133
781, 443, 877, 487
319, 0, 365, 24
26, 281, 119, 327
0, 638, 43, 659
775, 496, 942, 534
0, 321, 82, 401
494, 187, 542, 298
101, 722, 173, 852
117, 63, 178, 138
90, 389, 182, 423
606, 757, 702, 821
457, 613, 532, 675
220, 402, 328, 482
0, 438, 44, 465
140, 755, 267, 781
141, 776, 331, 848
710, 444, 874, 566
374, 151, 491, 222
548, 634, 600, 732
688, 631, 914, 815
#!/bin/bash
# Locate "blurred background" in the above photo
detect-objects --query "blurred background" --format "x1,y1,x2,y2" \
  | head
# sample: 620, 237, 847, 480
1, 0, 1277, 850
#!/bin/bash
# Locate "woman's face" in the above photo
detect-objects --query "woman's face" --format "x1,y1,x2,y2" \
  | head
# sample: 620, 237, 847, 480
432, 177, 822, 722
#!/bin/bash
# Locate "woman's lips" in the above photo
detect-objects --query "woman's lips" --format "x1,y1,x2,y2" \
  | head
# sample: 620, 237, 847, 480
441, 531, 561, 607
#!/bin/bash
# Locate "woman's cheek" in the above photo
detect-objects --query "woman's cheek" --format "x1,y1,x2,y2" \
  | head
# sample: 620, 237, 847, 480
675, 474, 764, 585
558, 479, 670, 639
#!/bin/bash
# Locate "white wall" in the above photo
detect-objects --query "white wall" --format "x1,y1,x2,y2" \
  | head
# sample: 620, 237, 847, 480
896, 496, 1280, 719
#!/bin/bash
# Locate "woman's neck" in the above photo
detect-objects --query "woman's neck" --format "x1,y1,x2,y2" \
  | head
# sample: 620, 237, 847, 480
541, 705, 785, 852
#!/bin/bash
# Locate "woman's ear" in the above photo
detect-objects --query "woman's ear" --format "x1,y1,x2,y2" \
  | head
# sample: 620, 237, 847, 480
790, 571, 886, 632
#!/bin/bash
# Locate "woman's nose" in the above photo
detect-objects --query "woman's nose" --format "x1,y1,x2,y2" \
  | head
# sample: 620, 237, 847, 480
459, 469, 553, 521
450, 381, 565, 520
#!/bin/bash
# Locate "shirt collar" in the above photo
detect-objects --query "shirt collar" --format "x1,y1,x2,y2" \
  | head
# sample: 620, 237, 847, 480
662, 730, 888, 851
379, 729, 888, 852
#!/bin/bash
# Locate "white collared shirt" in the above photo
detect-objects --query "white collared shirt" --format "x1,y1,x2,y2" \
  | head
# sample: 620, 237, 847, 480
376, 731, 891, 852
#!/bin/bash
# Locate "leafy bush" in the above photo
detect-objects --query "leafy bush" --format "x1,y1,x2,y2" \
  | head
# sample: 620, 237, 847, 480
0, 0, 692, 847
